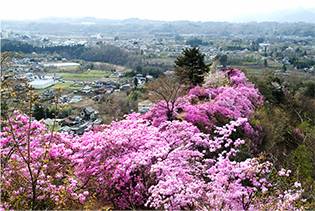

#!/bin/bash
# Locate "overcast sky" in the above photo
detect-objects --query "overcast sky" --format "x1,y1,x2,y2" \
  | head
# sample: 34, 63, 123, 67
1, 0, 315, 22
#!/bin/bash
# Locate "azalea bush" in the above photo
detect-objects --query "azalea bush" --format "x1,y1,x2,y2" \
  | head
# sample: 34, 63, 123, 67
0, 68, 305, 210
0, 112, 87, 209
144, 68, 263, 132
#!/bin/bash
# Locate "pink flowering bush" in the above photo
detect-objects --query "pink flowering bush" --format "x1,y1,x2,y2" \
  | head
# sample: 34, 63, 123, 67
72, 115, 303, 210
0, 112, 87, 209
72, 113, 213, 208
144, 68, 263, 135
0, 68, 304, 210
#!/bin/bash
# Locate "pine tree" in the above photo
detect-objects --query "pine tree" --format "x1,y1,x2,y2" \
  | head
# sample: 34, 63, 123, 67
175, 47, 208, 85
264, 59, 268, 67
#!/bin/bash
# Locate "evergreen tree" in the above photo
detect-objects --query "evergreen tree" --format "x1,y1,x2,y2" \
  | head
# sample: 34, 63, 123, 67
133, 77, 138, 88
282, 64, 287, 72
264, 59, 268, 67
175, 47, 208, 85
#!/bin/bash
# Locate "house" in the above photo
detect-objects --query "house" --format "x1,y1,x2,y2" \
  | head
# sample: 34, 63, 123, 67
81, 85, 93, 94
111, 72, 123, 78
95, 81, 107, 88
60, 95, 70, 103
80, 107, 99, 120
69, 95, 82, 103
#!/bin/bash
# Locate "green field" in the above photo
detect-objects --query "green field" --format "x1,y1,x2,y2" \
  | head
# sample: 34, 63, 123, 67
58, 70, 111, 81
52, 81, 80, 91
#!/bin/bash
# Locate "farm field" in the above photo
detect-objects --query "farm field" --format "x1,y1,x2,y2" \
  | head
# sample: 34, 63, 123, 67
58, 70, 111, 81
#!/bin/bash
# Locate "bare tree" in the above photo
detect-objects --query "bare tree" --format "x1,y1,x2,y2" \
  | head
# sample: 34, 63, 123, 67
146, 75, 185, 121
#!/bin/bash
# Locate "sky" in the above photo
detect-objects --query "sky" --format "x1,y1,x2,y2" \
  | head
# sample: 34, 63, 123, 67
1, 0, 315, 22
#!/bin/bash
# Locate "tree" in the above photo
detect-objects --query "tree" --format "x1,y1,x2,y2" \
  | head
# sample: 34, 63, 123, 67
264, 59, 268, 67
133, 77, 139, 88
98, 92, 132, 123
250, 41, 259, 51
146, 75, 185, 121
186, 38, 207, 47
304, 81, 315, 98
219, 54, 228, 67
1, 52, 38, 118
175, 47, 208, 85
1, 112, 87, 209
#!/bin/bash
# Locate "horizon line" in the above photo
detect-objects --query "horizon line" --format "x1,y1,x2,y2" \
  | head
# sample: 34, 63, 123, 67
2, 16, 315, 24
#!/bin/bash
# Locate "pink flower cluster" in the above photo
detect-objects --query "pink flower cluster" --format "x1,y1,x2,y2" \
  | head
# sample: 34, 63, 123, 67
144, 68, 263, 135
0, 112, 87, 209
0, 69, 303, 210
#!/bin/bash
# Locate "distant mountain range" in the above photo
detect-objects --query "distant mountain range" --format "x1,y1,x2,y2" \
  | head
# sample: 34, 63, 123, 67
2, 12, 315, 38
236, 8, 315, 23
1, 7, 308, 24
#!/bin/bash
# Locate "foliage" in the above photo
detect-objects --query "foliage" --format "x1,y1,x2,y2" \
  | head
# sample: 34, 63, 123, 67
1, 52, 36, 117
135, 65, 165, 78
289, 57, 315, 69
98, 92, 133, 123
249, 69, 315, 207
0, 112, 87, 209
0, 68, 307, 210
1, 40, 141, 68
33, 104, 72, 120
304, 81, 315, 98
186, 37, 209, 47
289, 144, 314, 180
218, 54, 228, 67
175, 47, 208, 85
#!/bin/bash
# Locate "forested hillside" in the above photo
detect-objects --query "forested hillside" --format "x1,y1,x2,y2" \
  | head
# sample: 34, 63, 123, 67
1, 66, 314, 209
